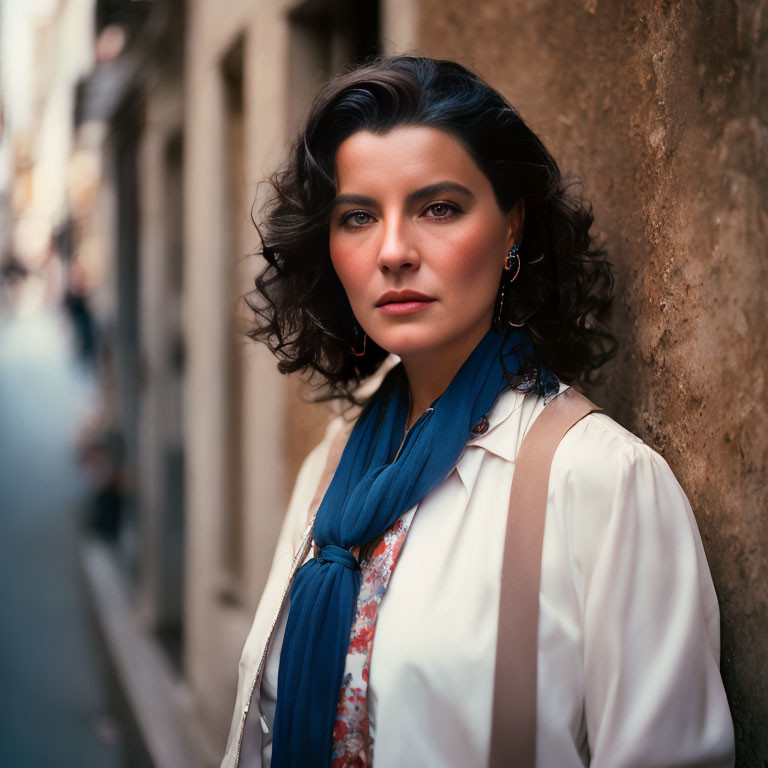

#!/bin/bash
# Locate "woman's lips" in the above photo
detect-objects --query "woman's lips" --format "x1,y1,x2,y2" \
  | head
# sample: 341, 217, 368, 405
377, 299, 435, 315
375, 290, 436, 315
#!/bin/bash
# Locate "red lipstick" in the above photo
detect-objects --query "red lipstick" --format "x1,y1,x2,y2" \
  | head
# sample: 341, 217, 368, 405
375, 290, 436, 315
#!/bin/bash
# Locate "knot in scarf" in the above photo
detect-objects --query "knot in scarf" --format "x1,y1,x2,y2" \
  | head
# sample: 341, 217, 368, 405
317, 545, 360, 571
270, 325, 558, 767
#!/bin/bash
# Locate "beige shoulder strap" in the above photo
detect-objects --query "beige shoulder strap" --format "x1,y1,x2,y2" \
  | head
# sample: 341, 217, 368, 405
489, 386, 603, 768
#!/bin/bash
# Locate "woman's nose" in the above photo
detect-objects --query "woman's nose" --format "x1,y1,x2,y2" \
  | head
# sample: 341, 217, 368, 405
376, 216, 420, 272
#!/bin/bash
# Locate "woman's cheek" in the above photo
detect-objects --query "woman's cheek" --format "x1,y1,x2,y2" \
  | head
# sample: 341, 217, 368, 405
331, 246, 367, 302
449, 231, 501, 287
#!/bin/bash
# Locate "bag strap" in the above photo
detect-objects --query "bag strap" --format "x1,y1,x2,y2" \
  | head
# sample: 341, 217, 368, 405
488, 386, 604, 768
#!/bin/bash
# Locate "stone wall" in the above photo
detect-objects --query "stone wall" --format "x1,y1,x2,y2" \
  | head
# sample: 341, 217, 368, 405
417, 1, 767, 763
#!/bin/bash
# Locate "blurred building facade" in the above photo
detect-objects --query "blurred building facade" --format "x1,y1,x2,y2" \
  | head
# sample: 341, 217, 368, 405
69, 0, 417, 765
4, 0, 765, 766
0, 0, 96, 312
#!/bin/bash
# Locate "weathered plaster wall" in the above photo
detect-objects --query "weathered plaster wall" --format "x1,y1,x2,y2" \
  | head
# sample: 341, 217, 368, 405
417, 1, 767, 763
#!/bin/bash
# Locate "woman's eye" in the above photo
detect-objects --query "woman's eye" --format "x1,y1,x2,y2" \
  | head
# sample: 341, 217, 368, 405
340, 203, 459, 228
424, 202, 459, 219
341, 211, 373, 227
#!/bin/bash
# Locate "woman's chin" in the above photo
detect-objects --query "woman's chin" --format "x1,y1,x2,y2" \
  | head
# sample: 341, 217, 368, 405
369, 319, 493, 365
371, 334, 455, 362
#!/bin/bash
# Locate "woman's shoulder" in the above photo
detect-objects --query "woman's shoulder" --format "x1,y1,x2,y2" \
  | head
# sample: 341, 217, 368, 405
292, 412, 355, 503
473, 382, 649, 467
553, 405, 654, 485
547, 398, 711, 598
279, 412, 356, 548
547, 399, 725, 685
551, 403, 674, 509
485, 383, 677, 515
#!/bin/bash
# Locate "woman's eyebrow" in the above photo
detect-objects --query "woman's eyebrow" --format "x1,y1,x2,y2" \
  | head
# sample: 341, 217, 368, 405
332, 181, 476, 209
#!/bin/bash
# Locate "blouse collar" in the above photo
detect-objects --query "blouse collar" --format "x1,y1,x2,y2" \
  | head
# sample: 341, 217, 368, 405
453, 381, 571, 492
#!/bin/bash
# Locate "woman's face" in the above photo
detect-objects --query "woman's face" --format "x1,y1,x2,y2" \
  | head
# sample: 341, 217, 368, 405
329, 125, 523, 367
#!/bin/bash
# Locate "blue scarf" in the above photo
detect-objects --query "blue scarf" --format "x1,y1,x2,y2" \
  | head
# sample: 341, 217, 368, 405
270, 325, 558, 766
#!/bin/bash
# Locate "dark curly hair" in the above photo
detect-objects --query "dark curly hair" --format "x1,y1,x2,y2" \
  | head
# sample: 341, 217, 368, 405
245, 54, 617, 401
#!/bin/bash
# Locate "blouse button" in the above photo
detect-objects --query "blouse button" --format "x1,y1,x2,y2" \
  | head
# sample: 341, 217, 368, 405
470, 415, 489, 435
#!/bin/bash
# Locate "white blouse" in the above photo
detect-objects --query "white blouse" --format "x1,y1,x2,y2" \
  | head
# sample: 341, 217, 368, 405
255, 382, 735, 767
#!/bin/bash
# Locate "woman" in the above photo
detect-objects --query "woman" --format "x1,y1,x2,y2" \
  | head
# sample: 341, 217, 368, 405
221, 56, 734, 767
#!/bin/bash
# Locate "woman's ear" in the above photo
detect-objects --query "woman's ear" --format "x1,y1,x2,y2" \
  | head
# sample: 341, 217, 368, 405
506, 198, 525, 247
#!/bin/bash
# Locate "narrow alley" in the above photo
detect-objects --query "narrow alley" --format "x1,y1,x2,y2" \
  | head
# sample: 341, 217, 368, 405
0, 299, 140, 768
